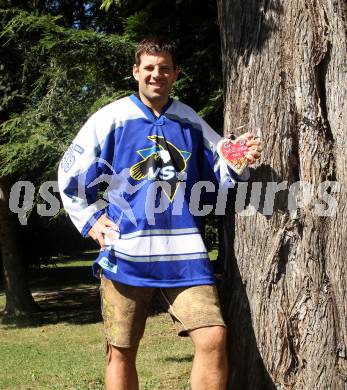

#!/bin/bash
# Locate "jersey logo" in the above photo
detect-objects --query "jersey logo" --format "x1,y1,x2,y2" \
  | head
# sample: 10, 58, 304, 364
60, 143, 84, 172
130, 135, 191, 201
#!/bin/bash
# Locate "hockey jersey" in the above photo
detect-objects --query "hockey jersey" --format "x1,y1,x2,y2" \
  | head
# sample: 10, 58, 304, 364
58, 94, 249, 287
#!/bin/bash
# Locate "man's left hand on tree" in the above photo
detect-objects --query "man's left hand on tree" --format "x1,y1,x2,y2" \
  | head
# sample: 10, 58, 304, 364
241, 131, 263, 164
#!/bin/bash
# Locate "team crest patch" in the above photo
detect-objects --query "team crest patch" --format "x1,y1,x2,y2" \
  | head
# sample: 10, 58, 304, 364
130, 135, 191, 201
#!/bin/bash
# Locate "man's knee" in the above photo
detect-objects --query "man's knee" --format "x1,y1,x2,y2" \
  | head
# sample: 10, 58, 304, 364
190, 326, 227, 355
107, 343, 138, 365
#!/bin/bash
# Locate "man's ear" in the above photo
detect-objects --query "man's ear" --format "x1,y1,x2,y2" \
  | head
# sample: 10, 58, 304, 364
133, 64, 139, 81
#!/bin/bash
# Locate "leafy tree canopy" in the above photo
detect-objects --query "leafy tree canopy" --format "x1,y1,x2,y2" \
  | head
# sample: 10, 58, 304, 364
0, 9, 135, 181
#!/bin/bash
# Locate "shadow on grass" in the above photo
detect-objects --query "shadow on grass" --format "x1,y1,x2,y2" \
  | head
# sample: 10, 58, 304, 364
1, 285, 102, 329
1, 262, 168, 329
165, 355, 193, 363
29, 265, 97, 291
47, 250, 99, 264
1, 262, 102, 328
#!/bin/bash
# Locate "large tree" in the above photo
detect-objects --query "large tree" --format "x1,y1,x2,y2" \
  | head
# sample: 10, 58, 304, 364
217, 1, 346, 388
0, 177, 37, 315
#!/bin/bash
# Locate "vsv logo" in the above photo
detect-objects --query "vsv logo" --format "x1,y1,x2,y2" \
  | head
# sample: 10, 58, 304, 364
148, 166, 176, 180
130, 135, 191, 201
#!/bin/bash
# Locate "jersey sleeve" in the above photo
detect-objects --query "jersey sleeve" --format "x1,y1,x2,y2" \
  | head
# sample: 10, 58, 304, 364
58, 112, 111, 237
199, 117, 250, 186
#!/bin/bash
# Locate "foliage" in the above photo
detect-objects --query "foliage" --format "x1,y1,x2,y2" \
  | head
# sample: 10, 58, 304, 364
100, 0, 122, 12
0, 9, 135, 182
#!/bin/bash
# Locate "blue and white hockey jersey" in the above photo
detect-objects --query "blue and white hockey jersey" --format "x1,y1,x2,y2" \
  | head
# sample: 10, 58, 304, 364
58, 94, 249, 287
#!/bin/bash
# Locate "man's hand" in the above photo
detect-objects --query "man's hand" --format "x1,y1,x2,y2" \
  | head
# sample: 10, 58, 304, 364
242, 132, 263, 164
88, 214, 119, 248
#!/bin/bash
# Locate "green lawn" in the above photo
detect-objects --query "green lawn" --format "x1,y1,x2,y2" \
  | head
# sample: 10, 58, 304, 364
0, 253, 196, 389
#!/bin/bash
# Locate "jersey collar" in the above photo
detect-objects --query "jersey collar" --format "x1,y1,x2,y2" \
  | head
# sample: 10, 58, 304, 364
130, 93, 173, 122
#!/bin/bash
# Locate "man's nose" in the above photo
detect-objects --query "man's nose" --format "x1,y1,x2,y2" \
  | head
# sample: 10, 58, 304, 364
152, 66, 161, 78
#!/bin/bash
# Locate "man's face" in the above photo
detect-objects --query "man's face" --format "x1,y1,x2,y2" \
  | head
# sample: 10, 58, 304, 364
133, 52, 179, 107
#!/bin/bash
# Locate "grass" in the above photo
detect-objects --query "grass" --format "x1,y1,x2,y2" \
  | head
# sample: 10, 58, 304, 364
0, 252, 195, 389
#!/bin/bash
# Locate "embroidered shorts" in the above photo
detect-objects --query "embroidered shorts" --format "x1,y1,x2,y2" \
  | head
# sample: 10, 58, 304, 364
99, 274, 226, 348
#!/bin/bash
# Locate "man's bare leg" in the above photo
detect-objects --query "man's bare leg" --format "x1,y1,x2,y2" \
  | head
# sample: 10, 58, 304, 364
105, 343, 139, 390
189, 326, 228, 390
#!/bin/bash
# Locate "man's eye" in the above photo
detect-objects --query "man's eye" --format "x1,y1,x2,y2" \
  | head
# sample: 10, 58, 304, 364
160, 67, 171, 72
143, 66, 172, 73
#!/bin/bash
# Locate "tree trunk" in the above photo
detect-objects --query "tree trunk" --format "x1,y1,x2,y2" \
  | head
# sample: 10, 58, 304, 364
0, 176, 37, 316
217, 1, 346, 389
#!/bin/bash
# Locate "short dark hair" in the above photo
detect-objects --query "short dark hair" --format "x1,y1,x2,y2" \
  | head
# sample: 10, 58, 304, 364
135, 36, 178, 68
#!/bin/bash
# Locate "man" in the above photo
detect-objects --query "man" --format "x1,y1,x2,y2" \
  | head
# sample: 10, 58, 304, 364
58, 36, 262, 390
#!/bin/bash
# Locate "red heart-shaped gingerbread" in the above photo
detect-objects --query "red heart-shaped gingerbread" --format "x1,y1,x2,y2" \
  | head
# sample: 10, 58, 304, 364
217, 136, 249, 175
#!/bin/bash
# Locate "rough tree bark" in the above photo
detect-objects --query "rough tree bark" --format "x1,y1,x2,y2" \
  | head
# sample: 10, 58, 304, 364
0, 176, 37, 316
217, 1, 346, 389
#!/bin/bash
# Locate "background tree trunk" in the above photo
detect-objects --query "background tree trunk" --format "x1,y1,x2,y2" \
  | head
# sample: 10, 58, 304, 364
217, 1, 346, 389
0, 176, 37, 316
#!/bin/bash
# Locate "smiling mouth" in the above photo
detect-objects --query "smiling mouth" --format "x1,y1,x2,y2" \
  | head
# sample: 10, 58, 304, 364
149, 82, 164, 88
